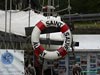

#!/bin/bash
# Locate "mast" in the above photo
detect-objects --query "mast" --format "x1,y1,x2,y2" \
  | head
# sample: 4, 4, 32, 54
68, 0, 71, 24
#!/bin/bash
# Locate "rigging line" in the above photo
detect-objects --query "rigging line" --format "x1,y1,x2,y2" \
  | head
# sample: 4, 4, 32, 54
32, 8, 69, 14
5, 0, 7, 49
56, 8, 69, 13
67, 0, 76, 64
10, 7, 68, 14
46, 0, 53, 48
28, 0, 31, 27
47, 0, 51, 17
41, 1, 51, 74
41, 0, 44, 12
9, 0, 15, 50
38, 0, 45, 12
57, 0, 59, 9
68, 0, 71, 23
10, 7, 30, 13
52, 0, 54, 13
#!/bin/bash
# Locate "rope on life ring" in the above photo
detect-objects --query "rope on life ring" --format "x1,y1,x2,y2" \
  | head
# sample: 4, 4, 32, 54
31, 18, 72, 60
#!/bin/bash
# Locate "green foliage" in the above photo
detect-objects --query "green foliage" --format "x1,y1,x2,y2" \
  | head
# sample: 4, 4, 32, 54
74, 21, 100, 29
72, 22, 100, 34
71, 0, 100, 14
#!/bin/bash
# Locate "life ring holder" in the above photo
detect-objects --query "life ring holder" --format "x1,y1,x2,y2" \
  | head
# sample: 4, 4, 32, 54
31, 19, 72, 60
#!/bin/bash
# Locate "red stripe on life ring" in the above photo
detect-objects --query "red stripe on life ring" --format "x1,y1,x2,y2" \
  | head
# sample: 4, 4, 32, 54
34, 45, 44, 57
36, 21, 46, 31
60, 24, 69, 33
57, 47, 68, 57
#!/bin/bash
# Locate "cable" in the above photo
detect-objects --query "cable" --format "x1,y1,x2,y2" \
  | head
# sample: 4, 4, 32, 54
4, 0, 7, 49
33, 7, 69, 14
28, 0, 31, 27
9, 7, 30, 13
9, 0, 15, 50
56, 8, 69, 13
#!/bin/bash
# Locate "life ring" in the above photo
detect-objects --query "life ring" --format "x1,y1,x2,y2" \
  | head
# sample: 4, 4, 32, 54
31, 18, 72, 60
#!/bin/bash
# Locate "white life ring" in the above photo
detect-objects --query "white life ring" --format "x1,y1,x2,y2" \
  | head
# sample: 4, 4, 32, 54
31, 19, 72, 60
